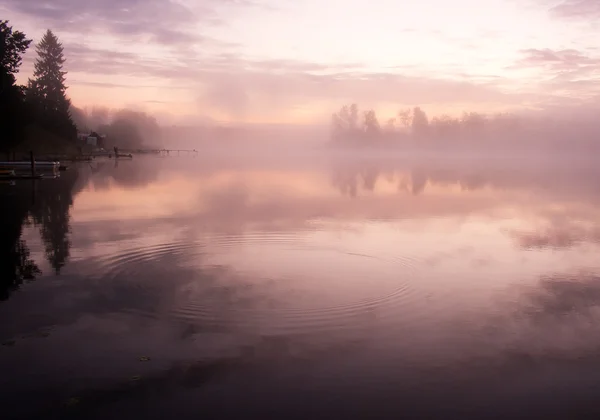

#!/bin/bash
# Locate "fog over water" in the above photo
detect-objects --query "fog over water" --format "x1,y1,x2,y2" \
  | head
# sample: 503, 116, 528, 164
1, 150, 600, 419
5, 0, 600, 416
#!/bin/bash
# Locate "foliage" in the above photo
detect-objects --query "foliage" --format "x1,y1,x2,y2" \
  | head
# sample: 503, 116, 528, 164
74, 107, 162, 149
1, 22, 77, 153
331, 104, 381, 143
26, 29, 77, 143
0, 20, 32, 153
0, 20, 31, 87
331, 103, 526, 149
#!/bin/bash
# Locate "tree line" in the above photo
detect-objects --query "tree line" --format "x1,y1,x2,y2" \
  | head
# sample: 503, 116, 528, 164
1, 19, 161, 156
1, 20, 77, 155
71, 106, 163, 150
331, 104, 524, 147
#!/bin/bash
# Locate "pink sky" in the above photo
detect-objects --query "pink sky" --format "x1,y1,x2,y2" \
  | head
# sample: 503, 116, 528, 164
3, 0, 600, 124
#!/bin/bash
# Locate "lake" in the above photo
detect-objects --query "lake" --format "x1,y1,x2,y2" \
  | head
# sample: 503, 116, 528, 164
2, 153, 600, 419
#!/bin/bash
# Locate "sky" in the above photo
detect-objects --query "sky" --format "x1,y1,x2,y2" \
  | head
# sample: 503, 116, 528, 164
2, 0, 600, 125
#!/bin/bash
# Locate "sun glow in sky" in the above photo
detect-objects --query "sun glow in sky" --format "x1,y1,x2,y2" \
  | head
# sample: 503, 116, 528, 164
3, 0, 600, 124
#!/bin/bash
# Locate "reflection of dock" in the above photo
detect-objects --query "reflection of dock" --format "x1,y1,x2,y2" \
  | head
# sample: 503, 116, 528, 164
157, 149, 198, 157
0, 156, 61, 179
90, 149, 199, 157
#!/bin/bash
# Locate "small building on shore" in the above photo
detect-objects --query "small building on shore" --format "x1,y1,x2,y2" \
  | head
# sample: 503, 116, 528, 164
77, 131, 106, 150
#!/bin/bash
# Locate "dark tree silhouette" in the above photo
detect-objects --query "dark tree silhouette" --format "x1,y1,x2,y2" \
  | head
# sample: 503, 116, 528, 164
0, 20, 31, 89
0, 20, 32, 154
0, 184, 41, 300
26, 29, 76, 143
0, 166, 87, 298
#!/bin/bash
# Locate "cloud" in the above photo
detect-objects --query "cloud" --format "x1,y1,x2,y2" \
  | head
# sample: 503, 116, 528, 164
194, 70, 525, 120
2, 0, 248, 47
511, 48, 600, 99
518, 48, 597, 69
54, 41, 527, 121
548, 0, 600, 19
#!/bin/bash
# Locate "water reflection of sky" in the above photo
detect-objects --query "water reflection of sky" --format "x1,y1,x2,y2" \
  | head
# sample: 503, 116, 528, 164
3, 156, 600, 418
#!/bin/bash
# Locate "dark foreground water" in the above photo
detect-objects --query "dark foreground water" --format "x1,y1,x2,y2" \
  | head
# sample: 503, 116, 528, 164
2, 154, 600, 419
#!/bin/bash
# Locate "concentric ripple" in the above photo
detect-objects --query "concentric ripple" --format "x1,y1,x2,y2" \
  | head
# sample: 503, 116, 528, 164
83, 231, 428, 335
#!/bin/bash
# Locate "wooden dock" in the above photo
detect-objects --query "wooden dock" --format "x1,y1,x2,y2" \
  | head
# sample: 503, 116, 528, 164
135, 149, 199, 156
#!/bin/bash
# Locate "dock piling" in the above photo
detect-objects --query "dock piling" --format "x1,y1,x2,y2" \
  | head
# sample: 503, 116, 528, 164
30, 151, 35, 177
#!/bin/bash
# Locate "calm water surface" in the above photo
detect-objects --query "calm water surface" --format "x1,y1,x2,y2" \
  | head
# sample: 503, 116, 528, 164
2, 155, 600, 419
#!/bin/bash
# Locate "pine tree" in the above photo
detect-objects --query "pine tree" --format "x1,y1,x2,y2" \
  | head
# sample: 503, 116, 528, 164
27, 29, 76, 141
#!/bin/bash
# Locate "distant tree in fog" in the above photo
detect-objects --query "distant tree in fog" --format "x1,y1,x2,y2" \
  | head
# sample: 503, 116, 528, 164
70, 105, 88, 131
363, 109, 381, 136
328, 102, 548, 150
384, 118, 396, 133
332, 104, 384, 142
112, 109, 161, 146
349, 104, 359, 131
100, 119, 144, 149
71, 107, 161, 149
430, 114, 461, 140
397, 108, 412, 130
461, 112, 486, 132
88, 106, 110, 129
411, 107, 429, 139
332, 104, 361, 142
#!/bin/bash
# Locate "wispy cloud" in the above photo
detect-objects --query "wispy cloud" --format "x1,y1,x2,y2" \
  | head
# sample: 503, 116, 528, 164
6, 0, 600, 122
548, 0, 600, 19
2, 0, 251, 46
50, 40, 547, 122
511, 48, 600, 100
518, 48, 597, 69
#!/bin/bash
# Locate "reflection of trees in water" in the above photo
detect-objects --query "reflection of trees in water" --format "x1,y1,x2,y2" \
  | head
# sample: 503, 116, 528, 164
330, 160, 600, 253
331, 165, 384, 198
1, 158, 164, 298
30, 168, 83, 274
410, 169, 427, 196
90, 158, 161, 190
331, 164, 430, 197
19, 247, 376, 419
0, 184, 40, 300
0, 167, 86, 299
331, 168, 359, 197
331, 159, 600, 199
